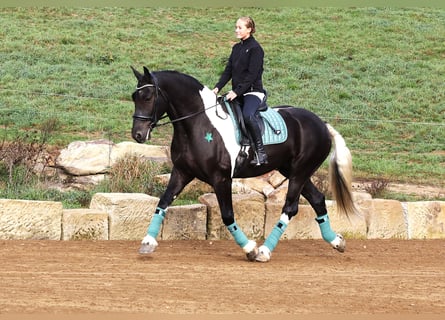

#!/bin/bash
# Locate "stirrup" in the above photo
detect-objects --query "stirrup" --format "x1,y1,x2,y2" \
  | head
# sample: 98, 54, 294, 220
250, 151, 268, 166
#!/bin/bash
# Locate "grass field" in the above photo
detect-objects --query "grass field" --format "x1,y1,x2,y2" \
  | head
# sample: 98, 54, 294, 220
0, 7, 444, 187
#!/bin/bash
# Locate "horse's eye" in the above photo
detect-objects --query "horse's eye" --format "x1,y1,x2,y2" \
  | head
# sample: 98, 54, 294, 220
141, 91, 152, 102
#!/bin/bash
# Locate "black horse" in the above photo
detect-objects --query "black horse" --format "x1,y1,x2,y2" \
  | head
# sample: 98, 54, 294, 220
131, 66, 356, 262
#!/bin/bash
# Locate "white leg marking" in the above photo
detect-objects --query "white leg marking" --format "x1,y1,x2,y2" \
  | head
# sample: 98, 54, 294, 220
139, 234, 159, 254
279, 213, 290, 224
256, 245, 271, 262
242, 240, 257, 254
141, 234, 158, 246
330, 234, 346, 253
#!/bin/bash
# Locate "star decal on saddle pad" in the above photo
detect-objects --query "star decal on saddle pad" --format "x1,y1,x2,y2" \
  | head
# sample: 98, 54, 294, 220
205, 132, 213, 142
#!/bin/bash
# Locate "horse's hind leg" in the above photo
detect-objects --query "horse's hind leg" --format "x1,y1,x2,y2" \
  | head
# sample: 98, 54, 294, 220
301, 180, 345, 253
139, 168, 193, 255
256, 176, 303, 262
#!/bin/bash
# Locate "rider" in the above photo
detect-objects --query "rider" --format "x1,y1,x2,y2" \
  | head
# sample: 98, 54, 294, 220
212, 16, 268, 166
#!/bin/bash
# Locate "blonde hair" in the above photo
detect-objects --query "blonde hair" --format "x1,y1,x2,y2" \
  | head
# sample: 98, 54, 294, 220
238, 16, 256, 34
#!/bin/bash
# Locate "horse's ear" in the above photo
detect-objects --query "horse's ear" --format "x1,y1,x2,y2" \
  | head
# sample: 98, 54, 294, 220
131, 66, 144, 82
143, 66, 151, 78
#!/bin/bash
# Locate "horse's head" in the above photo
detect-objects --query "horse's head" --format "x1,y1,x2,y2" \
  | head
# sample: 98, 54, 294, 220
130, 66, 161, 143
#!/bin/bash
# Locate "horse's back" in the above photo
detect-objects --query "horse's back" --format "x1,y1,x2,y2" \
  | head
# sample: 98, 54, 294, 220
275, 105, 329, 134
273, 105, 331, 161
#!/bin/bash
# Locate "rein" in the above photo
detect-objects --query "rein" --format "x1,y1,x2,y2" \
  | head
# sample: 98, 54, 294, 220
156, 100, 221, 127
133, 82, 221, 127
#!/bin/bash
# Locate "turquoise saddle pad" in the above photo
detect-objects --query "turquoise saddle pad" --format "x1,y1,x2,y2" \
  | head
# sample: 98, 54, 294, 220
224, 101, 288, 146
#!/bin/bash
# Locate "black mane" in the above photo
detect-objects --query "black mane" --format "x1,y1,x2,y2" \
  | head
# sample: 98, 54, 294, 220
155, 70, 205, 91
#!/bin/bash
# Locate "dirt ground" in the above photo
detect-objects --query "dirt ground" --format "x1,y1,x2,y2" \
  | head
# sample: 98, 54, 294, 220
0, 239, 444, 317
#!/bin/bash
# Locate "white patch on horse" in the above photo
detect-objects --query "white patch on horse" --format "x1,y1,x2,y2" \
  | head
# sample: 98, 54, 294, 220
199, 87, 241, 177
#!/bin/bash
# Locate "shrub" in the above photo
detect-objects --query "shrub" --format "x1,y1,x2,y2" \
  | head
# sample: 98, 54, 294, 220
0, 118, 59, 184
97, 155, 169, 196
311, 173, 332, 199
364, 178, 389, 198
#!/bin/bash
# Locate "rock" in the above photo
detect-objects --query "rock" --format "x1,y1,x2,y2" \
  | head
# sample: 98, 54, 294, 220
111, 142, 170, 164
62, 208, 109, 240
162, 204, 207, 240
57, 171, 106, 190
155, 174, 213, 195
235, 176, 275, 196
264, 200, 367, 240
267, 170, 287, 188
265, 203, 321, 239
56, 139, 114, 176
199, 191, 265, 240
56, 139, 170, 176
0, 199, 62, 240
89, 193, 159, 240
265, 182, 289, 204
405, 201, 445, 239
325, 200, 367, 239
364, 199, 408, 239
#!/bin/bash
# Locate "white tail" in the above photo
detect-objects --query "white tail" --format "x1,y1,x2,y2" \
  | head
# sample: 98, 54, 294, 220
326, 123, 356, 217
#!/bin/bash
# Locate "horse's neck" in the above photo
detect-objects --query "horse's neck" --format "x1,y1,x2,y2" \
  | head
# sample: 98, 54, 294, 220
162, 83, 211, 116
167, 87, 217, 137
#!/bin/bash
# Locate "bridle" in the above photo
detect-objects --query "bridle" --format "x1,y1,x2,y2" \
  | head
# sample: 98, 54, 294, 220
132, 83, 160, 123
132, 77, 221, 128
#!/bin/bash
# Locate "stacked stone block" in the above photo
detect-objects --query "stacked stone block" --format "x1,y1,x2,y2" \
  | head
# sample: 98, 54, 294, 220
0, 195, 444, 241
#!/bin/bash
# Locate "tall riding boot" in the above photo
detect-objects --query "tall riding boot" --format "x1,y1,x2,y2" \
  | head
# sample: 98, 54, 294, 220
245, 115, 268, 166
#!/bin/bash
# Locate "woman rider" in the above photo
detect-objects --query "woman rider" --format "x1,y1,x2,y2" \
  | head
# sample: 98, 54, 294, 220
213, 16, 268, 166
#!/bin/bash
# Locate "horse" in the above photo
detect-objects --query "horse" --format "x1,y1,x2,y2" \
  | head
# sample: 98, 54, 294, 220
130, 66, 356, 262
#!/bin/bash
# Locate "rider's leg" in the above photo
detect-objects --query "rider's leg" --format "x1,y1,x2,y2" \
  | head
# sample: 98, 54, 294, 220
243, 94, 268, 166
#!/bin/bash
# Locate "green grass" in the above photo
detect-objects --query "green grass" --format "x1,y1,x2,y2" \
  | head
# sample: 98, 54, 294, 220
0, 7, 444, 187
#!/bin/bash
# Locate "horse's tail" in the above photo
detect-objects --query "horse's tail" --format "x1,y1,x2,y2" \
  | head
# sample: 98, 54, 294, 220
326, 123, 357, 218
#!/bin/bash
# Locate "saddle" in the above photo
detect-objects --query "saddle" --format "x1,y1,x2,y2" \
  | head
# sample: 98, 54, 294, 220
218, 96, 288, 147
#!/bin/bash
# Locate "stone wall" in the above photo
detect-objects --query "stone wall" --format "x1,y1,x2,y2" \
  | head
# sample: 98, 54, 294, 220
1, 188, 444, 241
2, 140, 443, 241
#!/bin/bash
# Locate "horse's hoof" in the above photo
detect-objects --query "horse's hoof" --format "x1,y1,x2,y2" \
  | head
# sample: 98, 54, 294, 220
255, 245, 271, 262
139, 243, 157, 254
331, 234, 346, 253
139, 235, 158, 255
243, 240, 258, 262
246, 247, 259, 262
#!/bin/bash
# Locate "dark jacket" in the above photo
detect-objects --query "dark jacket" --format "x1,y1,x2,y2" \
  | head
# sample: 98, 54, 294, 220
214, 36, 264, 96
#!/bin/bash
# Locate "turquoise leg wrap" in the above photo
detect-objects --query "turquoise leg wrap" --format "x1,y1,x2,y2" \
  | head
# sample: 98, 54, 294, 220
227, 222, 249, 248
264, 220, 288, 252
316, 214, 336, 243
147, 207, 166, 238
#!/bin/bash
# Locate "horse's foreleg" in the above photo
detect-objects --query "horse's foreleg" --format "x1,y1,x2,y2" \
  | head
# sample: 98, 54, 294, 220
227, 221, 258, 261
302, 181, 346, 253
140, 206, 165, 254
213, 180, 258, 261
139, 169, 193, 255
256, 213, 290, 262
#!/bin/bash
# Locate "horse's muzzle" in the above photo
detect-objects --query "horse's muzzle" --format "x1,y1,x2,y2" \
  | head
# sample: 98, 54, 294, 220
132, 123, 152, 143
133, 128, 151, 143
132, 113, 155, 143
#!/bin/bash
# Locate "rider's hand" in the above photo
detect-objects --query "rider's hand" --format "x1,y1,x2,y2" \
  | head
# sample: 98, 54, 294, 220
226, 90, 237, 101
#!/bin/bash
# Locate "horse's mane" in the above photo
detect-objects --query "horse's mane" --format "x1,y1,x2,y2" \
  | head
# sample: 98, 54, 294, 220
155, 70, 204, 91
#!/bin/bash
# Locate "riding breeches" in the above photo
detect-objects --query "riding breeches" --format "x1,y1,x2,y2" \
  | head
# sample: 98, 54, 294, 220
241, 92, 265, 118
